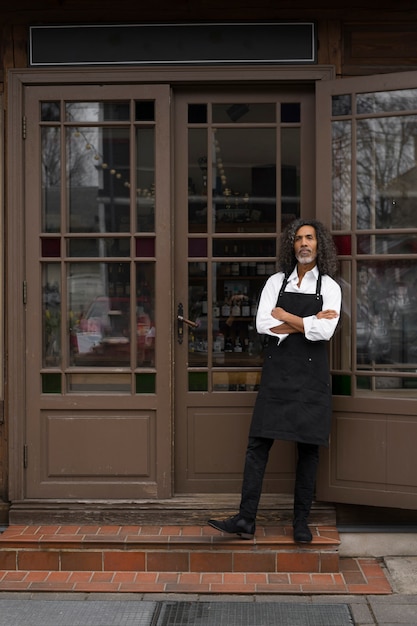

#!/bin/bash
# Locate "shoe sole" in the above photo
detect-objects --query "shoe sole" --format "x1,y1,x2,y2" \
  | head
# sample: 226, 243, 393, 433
208, 520, 254, 540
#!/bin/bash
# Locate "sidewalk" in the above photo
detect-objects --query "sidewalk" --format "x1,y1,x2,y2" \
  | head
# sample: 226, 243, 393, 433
0, 588, 416, 625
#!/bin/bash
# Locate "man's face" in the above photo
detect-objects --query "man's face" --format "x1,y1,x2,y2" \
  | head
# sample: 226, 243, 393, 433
294, 225, 318, 267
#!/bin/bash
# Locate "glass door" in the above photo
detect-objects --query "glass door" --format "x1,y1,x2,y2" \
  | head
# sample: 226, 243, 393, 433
23, 84, 172, 499
174, 88, 315, 493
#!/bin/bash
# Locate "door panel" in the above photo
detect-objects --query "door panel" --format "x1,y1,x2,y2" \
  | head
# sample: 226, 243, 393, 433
174, 88, 315, 493
316, 70, 417, 509
24, 84, 171, 499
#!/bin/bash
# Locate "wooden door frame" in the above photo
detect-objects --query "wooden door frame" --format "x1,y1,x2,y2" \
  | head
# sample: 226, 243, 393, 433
6, 65, 334, 506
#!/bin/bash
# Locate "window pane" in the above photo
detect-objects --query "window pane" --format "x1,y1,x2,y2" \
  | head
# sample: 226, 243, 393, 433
65, 101, 130, 122
41, 101, 60, 122
135, 101, 155, 122
43, 263, 61, 367
356, 89, 417, 115
356, 115, 417, 229
67, 126, 130, 233
68, 238, 130, 257
188, 128, 208, 233
281, 128, 300, 225
212, 371, 261, 391
68, 373, 131, 392
358, 234, 417, 255
69, 262, 131, 366
188, 104, 207, 124
332, 94, 351, 117
136, 127, 155, 232
212, 103, 275, 123
188, 262, 207, 367
281, 103, 300, 123
213, 128, 276, 233
42, 127, 61, 233
356, 260, 417, 367
332, 120, 351, 230
136, 263, 155, 368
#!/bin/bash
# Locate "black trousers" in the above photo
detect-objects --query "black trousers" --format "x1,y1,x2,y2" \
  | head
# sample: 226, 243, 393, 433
238, 436, 320, 524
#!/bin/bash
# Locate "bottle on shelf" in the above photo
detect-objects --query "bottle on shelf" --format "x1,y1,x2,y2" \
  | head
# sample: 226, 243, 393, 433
234, 335, 243, 352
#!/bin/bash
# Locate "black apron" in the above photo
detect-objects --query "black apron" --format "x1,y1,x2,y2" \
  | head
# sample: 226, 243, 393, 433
249, 274, 332, 447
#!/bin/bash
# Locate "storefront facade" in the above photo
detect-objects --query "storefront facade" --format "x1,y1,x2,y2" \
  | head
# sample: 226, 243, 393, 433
1, 1, 417, 525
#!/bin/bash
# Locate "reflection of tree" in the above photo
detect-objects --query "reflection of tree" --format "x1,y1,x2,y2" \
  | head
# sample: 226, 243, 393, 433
356, 114, 417, 229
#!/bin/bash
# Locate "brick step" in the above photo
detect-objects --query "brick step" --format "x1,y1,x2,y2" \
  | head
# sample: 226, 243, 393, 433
0, 524, 340, 575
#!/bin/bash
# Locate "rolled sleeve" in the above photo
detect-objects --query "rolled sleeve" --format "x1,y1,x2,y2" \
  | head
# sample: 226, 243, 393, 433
255, 273, 289, 339
304, 276, 342, 341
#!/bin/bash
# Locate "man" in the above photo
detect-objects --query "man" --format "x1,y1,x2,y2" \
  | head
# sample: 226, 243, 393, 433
208, 219, 342, 543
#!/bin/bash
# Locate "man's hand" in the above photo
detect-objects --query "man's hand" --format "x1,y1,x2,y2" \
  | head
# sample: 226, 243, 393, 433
317, 309, 339, 319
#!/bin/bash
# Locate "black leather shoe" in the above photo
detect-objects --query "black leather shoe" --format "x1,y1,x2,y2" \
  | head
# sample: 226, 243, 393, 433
293, 518, 313, 543
208, 514, 255, 539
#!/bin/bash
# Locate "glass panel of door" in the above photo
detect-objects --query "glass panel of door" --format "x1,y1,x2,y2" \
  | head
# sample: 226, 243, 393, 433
186, 100, 301, 392
40, 98, 157, 394
331, 88, 417, 395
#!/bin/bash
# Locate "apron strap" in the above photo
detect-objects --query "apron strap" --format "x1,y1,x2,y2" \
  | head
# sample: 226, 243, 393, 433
278, 272, 322, 300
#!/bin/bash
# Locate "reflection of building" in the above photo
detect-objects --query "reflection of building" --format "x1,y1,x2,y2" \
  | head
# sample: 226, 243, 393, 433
1, 3, 417, 536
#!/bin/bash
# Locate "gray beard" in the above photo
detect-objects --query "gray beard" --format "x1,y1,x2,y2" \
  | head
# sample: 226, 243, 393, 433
296, 253, 316, 265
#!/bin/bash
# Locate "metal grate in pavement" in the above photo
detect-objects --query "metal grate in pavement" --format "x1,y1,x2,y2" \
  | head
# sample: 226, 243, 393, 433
0, 599, 353, 626
155, 602, 354, 626
0, 599, 157, 626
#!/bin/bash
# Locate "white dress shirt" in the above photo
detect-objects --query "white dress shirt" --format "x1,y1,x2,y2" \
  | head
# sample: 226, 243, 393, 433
256, 265, 342, 342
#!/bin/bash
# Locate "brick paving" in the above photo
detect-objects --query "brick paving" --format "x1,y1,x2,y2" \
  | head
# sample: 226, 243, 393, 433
0, 524, 392, 595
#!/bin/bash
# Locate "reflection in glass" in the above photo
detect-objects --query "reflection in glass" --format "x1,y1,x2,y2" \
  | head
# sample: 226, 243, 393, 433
67, 126, 130, 233
136, 127, 155, 232
212, 128, 276, 233
332, 94, 351, 117
68, 238, 130, 257
356, 260, 417, 369
68, 259, 155, 369
43, 263, 61, 367
356, 115, 417, 229
41, 102, 60, 122
42, 127, 61, 233
332, 120, 351, 230
68, 373, 131, 393
65, 102, 130, 122
212, 103, 275, 124
213, 239, 275, 257
211, 262, 268, 369
69, 261, 131, 367
332, 260, 351, 371
356, 89, 417, 115
188, 128, 208, 233
212, 370, 261, 392
136, 263, 155, 367
358, 234, 417, 255
188, 263, 208, 367
281, 128, 300, 225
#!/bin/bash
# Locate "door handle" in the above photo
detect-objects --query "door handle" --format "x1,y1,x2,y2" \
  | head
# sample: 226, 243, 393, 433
177, 303, 199, 344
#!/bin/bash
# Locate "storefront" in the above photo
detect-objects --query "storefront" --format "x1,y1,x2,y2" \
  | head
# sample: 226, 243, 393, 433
1, 2, 417, 525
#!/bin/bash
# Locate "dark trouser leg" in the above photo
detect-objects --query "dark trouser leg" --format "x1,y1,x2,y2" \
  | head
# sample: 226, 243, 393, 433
293, 442, 320, 523
239, 436, 274, 523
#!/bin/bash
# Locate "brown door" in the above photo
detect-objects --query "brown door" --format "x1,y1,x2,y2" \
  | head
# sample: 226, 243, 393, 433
173, 87, 316, 494
21, 84, 172, 499
316, 70, 417, 509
